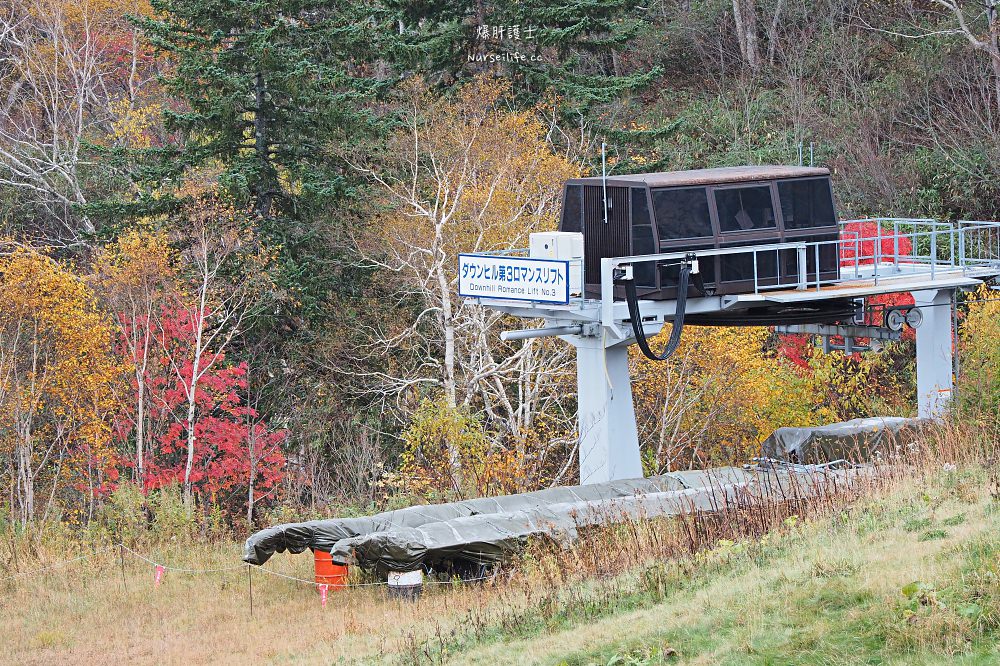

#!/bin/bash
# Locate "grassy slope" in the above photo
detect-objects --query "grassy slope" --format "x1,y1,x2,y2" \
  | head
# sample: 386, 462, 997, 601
431, 470, 1000, 666
2, 469, 998, 665
0, 537, 506, 664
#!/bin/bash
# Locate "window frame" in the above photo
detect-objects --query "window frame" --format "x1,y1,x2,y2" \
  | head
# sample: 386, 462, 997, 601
650, 185, 717, 244
776, 176, 839, 232
710, 181, 782, 236
559, 183, 584, 233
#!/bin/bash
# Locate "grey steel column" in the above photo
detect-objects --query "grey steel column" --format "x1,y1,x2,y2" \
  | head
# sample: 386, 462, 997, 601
572, 335, 643, 484
912, 288, 955, 418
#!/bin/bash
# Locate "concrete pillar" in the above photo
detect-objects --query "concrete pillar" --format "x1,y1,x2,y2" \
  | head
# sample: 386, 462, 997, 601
573, 337, 643, 484
912, 289, 955, 419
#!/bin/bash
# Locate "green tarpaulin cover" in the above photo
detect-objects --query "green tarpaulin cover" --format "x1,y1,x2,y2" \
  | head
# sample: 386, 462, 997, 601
243, 473, 695, 566
759, 416, 926, 464
243, 465, 860, 572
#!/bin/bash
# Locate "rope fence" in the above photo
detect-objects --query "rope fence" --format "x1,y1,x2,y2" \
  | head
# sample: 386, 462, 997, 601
4, 544, 120, 580
250, 563, 494, 588
119, 544, 246, 574
1, 541, 495, 611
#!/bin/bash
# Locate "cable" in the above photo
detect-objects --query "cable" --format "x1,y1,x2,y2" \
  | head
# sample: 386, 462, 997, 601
3, 540, 498, 600
2, 544, 119, 580
256, 565, 370, 587
120, 544, 245, 573
620, 258, 692, 361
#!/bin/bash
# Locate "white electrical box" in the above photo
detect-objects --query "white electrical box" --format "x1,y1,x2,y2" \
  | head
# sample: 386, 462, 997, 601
530, 232, 584, 297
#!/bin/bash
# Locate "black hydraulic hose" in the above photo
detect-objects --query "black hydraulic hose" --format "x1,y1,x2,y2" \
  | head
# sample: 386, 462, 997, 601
621, 262, 692, 361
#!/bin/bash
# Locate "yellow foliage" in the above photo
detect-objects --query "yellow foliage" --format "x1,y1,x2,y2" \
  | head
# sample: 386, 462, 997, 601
10, 0, 160, 153
633, 323, 907, 471
92, 227, 177, 395
31, 0, 153, 24
391, 394, 569, 498
957, 286, 1000, 415
803, 344, 900, 420
497, 411, 576, 491
394, 395, 488, 498
94, 227, 177, 296
0, 246, 117, 511
378, 76, 580, 258
632, 326, 828, 470
108, 100, 161, 150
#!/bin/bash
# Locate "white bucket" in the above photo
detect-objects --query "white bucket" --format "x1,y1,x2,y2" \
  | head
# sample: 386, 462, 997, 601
387, 569, 423, 600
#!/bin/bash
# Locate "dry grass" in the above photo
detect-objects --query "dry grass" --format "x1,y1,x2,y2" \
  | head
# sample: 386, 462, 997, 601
0, 542, 532, 664
1, 420, 998, 665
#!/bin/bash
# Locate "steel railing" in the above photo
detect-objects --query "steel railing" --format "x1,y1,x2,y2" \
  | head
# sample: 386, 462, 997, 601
463, 218, 1000, 306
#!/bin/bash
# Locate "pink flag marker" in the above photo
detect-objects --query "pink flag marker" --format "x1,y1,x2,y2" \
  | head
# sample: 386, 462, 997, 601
319, 584, 329, 608
154, 564, 165, 587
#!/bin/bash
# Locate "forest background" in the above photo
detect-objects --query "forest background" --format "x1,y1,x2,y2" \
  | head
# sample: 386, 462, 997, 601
2, 0, 1000, 538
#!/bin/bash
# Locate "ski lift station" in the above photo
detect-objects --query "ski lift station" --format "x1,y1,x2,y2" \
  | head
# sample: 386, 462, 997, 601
457, 165, 1000, 484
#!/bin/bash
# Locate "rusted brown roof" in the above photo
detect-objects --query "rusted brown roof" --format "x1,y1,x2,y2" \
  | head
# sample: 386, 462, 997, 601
568, 165, 830, 188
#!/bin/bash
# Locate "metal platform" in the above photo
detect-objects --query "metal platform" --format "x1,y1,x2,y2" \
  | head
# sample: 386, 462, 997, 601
465, 218, 1000, 484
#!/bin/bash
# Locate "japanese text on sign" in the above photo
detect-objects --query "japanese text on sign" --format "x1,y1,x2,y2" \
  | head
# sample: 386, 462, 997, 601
458, 254, 569, 304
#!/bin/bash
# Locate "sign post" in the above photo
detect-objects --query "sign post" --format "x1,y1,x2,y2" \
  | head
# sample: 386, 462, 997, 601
458, 251, 643, 484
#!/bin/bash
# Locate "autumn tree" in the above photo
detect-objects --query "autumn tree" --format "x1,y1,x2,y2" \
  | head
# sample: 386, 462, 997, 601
162, 199, 266, 507
348, 77, 578, 489
0, 0, 160, 241
388, 0, 657, 113
143, 333, 286, 519
632, 322, 905, 471
94, 207, 283, 515
101, 0, 390, 334
239, 372, 286, 526
94, 228, 176, 483
632, 326, 822, 470
929, 0, 1000, 114
957, 287, 1000, 416
0, 246, 115, 525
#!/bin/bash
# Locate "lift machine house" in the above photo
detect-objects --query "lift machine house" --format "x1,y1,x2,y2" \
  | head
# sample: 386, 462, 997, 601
458, 165, 1000, 484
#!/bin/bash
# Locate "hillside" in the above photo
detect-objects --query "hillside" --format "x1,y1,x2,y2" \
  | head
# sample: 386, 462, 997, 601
3, 1, 1000, 663
3, 465, 998, 665
4, 0, 1000, 533
437, 468, 1000, 665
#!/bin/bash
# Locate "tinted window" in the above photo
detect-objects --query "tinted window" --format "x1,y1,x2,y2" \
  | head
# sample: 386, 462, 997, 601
800, 234, 839, 277
630, 188, 656, 287
714, 186, 776, 233
780, 232, 840, 285
632, 224, 655, 255
660, 241, 716, 289
631, 187, 652, 229
652, 187, 713, 240
778, 178, 836, 230
561, 184, 582, 232
720, 242, 778, 283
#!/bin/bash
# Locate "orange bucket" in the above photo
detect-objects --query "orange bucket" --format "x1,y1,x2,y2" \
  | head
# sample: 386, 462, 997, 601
314, 550, 348, 590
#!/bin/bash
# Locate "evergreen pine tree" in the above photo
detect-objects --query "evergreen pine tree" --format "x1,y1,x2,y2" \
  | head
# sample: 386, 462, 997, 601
94, 0, 390, 320
386, 0, 658, 113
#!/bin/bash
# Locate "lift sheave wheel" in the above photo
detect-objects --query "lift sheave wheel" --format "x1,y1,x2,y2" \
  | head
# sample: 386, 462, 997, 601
885, 309, 906, 332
